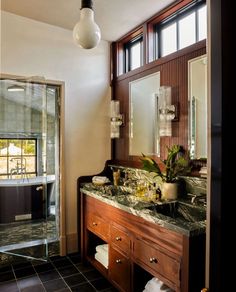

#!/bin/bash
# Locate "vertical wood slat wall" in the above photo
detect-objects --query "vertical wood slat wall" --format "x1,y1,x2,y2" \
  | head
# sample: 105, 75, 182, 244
112, 42, 206, 161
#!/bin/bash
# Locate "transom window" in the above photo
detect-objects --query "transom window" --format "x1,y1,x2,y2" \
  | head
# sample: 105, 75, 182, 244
0, 139, 37, 179
124, 35, 143, 73
154, 2, 206, 59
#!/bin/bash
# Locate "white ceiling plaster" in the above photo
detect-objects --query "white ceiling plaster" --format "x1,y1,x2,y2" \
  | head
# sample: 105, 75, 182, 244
1, 0, 177, 41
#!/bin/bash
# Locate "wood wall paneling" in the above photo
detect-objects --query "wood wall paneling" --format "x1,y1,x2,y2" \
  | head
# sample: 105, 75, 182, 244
112, 42, 206, 162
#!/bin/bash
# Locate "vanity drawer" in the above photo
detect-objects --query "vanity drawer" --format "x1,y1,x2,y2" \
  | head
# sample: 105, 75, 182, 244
109, 247, 131, 292
133, 237, 180, 286
87, 212, 109, 240
110, 224, 130, 254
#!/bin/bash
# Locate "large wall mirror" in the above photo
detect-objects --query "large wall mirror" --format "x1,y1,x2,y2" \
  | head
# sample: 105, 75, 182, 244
129, 72, 160, 156
188, 54, 207, 159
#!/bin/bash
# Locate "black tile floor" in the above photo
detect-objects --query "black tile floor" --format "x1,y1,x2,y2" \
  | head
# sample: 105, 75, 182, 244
0, 253, 118, 292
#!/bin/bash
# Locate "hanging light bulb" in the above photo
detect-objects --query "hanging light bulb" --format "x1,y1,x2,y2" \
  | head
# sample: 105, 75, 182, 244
73, 0, 101, 49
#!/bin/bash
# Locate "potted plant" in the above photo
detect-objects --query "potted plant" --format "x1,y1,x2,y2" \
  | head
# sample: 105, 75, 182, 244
141, 144, 191, 200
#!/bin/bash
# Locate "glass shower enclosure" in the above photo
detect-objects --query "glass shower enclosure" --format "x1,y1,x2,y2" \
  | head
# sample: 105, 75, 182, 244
0, 78, 60, 261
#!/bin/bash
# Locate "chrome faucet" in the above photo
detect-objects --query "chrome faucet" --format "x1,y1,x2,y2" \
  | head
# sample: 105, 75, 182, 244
10, 157, 28, 180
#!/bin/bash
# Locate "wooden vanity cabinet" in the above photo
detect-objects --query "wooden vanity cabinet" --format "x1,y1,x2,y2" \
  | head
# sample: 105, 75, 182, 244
133, 237, 180, 289
81, 193, 205, 292
109, 246, 131, 291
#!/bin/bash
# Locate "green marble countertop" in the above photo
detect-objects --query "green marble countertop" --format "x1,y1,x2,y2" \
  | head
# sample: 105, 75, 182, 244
80, 183, 206, 237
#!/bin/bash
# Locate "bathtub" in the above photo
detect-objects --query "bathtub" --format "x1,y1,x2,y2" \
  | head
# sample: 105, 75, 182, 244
0, 175, 56, 223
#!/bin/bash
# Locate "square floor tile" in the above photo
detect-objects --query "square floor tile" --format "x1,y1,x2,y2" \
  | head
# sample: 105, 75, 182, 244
63, 273, 87, 287
38, 269, 61, 283
0, 280, 19, 292
12, 261, 32, 270
90, 278, 112, 291
82, 269, 103, 281
49, 255, 66, 262
14, 266, 36, 279
17, 275, 41, 290
21, 284, 45, 292
0, 265, 12, 273
57, 265, 80, 277
71, 282, 96, 292
0, 270, 15, 283
34, 262, 54, 273
52, 258, 72, 269
68, 254, 81, 264
76, 263, 94, 273
43, 278, 67, 291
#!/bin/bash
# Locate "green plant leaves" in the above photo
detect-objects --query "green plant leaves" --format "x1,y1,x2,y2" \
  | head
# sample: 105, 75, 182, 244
140, 145, 191, 183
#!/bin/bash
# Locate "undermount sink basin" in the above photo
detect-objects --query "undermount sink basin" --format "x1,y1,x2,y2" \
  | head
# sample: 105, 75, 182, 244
146, 201, 206, 223
115, 194, 153, 209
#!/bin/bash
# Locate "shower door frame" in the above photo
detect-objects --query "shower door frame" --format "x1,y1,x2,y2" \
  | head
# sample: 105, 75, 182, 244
0, 73, 66, 257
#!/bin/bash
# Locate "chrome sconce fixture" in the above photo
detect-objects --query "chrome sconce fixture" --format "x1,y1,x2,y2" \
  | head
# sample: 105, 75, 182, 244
110, 100, 124, 139
158, 86, 177, 137
73, 0, 101, 49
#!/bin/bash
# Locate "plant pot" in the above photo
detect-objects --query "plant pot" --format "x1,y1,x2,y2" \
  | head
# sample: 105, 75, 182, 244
161, 182, 178, 200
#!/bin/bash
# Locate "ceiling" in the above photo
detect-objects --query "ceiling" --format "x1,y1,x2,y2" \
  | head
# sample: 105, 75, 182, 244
1, 0, 176, 42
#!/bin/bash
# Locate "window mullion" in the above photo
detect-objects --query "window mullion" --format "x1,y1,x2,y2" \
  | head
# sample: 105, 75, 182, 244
196, 8, 199, 41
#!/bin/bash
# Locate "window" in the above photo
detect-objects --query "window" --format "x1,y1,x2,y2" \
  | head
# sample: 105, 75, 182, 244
179, 12, 196, 49
0, 139, 37, 179
198, 5, 207, 41
124, 35, 143, 73
161, 23, 177, 57
155, 1, 206, 59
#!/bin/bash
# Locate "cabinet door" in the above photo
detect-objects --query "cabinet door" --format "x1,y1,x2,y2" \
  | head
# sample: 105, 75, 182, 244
109, 247, 131, 292
133, 237, 180, 288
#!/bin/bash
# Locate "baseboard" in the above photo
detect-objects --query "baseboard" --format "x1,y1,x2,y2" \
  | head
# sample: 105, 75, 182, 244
60, 235, 67, 256
66, 233, 78, 254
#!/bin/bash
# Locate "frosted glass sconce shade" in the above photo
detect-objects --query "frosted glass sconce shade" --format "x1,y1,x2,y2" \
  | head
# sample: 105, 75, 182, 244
110, 100, 124, 139
158, 86, 176, 136
73, 0, 101, 49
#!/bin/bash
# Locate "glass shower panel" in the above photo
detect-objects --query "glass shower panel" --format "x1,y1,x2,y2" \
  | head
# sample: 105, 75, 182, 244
0, 79, 49, 261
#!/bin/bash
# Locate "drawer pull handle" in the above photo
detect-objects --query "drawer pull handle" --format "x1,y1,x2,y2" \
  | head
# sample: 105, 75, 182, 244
92, 222, 97, 226
116, 259, 121, 264
149, 257, 157, 263
115, 236, 121, 241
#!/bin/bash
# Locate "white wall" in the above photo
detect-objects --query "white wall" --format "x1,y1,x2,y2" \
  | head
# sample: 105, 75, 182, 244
0, 11, 111, 251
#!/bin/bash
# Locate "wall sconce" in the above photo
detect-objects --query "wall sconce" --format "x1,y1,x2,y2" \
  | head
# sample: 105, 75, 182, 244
158, 85, 177, 137
110, 100, 124, 139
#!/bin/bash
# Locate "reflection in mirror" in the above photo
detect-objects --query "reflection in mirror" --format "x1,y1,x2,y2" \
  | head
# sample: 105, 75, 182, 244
129, 72, 160, 156
188, 55, 207, 159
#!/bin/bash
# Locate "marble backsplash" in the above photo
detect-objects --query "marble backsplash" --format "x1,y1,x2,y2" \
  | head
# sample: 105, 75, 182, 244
108, 164, 207, 198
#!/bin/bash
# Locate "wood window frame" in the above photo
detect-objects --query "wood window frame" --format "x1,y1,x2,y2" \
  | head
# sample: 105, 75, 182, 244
114, 0, 198, 78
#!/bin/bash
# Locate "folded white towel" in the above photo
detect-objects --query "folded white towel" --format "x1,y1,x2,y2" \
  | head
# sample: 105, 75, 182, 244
95, 252, 108, 269
96, 244, 108, 253
92, 176, 110, 185
143, 277, 173, 292
95, 250, 108, 262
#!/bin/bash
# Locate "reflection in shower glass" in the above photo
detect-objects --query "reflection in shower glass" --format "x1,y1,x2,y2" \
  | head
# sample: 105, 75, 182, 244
0, 79, 60, 262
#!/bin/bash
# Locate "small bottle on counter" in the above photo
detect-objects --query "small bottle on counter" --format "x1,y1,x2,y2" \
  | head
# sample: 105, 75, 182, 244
156, 186, 162, 200
113, 169, 120, 186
